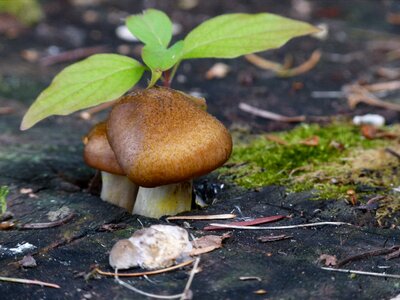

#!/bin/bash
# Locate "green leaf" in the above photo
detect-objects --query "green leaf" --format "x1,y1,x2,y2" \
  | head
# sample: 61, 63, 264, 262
126, 9, 172, 48
148, 70, 162, 88
182, 13, 319, 59
143, 41, 183, 72
21, 54, 145, 130
142, 41, 183, 87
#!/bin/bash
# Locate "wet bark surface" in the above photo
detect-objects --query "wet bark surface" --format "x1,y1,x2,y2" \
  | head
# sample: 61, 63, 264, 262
1, 1, 400, 299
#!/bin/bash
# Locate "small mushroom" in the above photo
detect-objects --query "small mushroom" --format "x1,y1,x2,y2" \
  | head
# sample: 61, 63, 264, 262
107, 86, 232, 218
83, 122, 138, 211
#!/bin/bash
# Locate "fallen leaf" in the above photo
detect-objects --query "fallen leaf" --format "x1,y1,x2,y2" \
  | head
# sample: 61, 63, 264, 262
265, 134, 288, 145
361, 124, 397, 140
0, 221, 14, 230
318, 254, 338, 266
299, 135, 320, 146
18, 255, 37, 268
190, 233, 231, 256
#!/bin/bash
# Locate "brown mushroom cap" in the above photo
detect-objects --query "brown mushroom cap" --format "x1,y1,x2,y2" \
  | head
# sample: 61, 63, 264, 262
83, 122, 124, 175
107, 86, 232, 187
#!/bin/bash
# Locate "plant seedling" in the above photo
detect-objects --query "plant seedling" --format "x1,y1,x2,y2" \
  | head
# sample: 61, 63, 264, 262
21, 9, 318, 218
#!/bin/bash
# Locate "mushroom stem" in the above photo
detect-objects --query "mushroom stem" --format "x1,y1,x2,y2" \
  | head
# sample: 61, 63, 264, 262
100, 171, 138, 211
132, 181, 192, 218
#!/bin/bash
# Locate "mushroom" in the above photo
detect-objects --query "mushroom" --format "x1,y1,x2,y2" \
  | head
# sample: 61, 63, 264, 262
83, 122, 138, 211
107, 86, 232, 218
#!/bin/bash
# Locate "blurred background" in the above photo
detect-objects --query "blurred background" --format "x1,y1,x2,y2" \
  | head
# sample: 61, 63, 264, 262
1, 0, 400, 132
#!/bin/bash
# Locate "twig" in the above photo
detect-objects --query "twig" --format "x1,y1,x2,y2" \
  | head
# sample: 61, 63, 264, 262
0, 107, 15, 115
386, 248, 400, 260
40, 45, 109, 66
166, 214, 236, 221
112, 258, 200, 300
20, 213, 75, 229
208, 221, 352, 230
244, 53, 282, 72
180, 257, 200, 300
279, 50, 322, 77
337, 246, 400, 267
115, 276, 183, 299
239, 103, 305, 123
79, 100, 118, 120
204, 215, 286, 231
385, 148, 400, 160
95, 259, 194, 277
0, 276, 60, 289
363, 80, 400, 92
258, 234, 293, 242
344, 84, 400, 111
239, 276, 262, 281
321, 267, 400, 279
244, 50, 321, 77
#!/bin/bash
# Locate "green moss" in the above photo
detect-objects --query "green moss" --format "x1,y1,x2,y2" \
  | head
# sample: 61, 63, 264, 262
221, 123, 399, 200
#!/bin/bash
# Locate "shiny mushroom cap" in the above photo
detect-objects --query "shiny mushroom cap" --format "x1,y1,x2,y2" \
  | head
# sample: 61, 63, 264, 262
107, 86, 232, 187
83, 122, 124, 175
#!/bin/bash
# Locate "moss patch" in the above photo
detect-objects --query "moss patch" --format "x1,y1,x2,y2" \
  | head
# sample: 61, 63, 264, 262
221, 123, 400, 201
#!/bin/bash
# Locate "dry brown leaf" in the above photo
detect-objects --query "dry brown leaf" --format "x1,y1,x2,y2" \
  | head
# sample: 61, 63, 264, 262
318, 254, 338, 266
299, 135, 320, 146
0, 221, 14, 230
265, 134, 288, 145
360, 125, 398, 140
190, 233, 231, 256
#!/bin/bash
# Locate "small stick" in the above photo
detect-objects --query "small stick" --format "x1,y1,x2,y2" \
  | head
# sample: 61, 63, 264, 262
258, 234, 293, 242
204, 215, 286, 231
20, 213, 75, 229
344, 84, 400, 111
278, 50, 322, 77
239, 102, 305, 122
385, 148, 400, 160
79, 100, 118, 120
166, 214, 236, 221
180, 257, 200, 300
321, 267, 400, 279
0, 107, 15, 115
363, 80, 400, 92
113, 258, 200, 300
95, 259, 194, 277
40, 45, 109, 66
337, 246, 400, 267
208, 221, 352, 230
239, 276, 262, 281
115, 276, 183, 299
244, 50, 321, 77
0, 276, 60, 289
